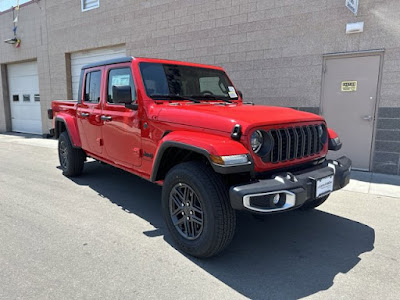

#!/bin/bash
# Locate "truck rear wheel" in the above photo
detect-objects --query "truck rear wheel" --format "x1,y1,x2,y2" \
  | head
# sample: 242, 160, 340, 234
162, 161, 236, 258
58, 131, 85, 177
300, 195, 330, 210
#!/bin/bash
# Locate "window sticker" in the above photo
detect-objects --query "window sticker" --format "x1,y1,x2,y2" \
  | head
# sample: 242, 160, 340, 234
112, 75, 131, 87
228, 86, 238, 98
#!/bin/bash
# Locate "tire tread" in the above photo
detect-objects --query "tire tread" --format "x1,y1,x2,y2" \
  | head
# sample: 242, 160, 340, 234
58, 131, 85, 177
162, 161, 236, 258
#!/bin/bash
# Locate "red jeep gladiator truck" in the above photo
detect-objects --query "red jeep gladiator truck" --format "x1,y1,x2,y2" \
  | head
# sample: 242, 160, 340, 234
49, 56, 351, 258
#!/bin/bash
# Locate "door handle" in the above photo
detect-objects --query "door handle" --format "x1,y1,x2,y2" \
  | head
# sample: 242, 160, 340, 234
100, 115, 112, 121
80, 112, 90, 117
362, 115, 372, 121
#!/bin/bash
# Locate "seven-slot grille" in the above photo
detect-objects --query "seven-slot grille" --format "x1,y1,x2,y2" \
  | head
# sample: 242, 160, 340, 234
264, 124, 325, 163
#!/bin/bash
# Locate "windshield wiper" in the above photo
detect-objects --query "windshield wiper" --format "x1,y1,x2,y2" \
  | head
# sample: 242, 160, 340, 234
150, 94, 200, 103
190, 95, 233, 103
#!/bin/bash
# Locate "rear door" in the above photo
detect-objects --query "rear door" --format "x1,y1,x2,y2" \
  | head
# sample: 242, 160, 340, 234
321, 55, 381, 170
101, 64, 141, 167
76, 68, 103, 154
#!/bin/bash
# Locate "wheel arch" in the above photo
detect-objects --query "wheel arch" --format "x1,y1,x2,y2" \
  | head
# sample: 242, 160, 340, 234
54, 115, 82, 148
150, 131, 253, 182
151, 141, 211, 182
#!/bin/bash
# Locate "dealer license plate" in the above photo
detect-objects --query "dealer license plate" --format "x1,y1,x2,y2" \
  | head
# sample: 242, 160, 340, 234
316, 175, 334, 198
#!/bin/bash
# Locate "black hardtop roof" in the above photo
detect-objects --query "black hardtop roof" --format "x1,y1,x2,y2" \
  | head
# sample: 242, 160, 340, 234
81, 56, 133, 70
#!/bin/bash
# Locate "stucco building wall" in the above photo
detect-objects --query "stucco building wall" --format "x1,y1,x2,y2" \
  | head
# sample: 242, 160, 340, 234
0, 0, 399, 174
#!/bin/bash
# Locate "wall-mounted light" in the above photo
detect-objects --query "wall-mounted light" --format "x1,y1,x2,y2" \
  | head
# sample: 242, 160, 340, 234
4, 37, 18, 44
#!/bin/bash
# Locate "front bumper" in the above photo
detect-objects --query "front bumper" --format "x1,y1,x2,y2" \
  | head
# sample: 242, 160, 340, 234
229, 156, 351, 213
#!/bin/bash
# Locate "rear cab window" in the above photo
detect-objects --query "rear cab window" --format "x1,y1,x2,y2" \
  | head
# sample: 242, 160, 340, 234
84, 70, 101, 103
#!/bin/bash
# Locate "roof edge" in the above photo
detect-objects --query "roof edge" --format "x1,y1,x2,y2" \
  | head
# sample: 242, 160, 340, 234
81, 56, 134, 70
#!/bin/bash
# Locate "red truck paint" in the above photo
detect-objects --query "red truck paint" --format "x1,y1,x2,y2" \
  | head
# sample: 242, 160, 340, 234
52, 57, 340, 181
50, 56, 350, 258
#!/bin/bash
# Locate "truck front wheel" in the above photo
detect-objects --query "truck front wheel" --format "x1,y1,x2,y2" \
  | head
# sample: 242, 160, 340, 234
58, 131, 85, 177
162, 161, 236, 258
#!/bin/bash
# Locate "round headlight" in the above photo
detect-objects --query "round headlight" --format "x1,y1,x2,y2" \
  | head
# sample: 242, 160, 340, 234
317, 125, 323, 137
251, 130, 263, 153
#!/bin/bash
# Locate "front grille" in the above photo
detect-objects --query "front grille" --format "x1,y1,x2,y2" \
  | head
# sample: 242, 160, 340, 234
264, 124, 324, 163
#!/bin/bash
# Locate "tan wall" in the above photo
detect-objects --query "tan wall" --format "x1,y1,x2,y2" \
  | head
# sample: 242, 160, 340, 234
0, 0, 399, 173
0, 1, 50, 133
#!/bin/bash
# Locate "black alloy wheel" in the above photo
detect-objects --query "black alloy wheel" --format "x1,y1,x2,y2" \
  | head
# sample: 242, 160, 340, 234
161, 161, 236, 258
169, 183, 204, 240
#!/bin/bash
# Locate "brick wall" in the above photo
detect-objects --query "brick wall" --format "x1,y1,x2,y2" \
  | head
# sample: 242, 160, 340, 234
0, 0, 399, 174
374, 108, 400, 175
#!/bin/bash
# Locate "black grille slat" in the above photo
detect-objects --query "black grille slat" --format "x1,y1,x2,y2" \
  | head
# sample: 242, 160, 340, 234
311, 126, 318, 154
288, 128, 295, 160
308, 126, 316, 155
305, 126, 312, 156
270, 130, 279, 163
276, 130, 283, 162
317, 126, 323, 152
267, 124, 323, 164
293, 128, 299, 159
279, 129, 289, 161
300, 127, 306, 157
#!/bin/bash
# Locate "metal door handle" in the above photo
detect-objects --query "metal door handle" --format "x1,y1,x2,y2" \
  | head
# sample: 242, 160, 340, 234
100, 115, 112, 121
362, 115, 372, 121
80, 112, 90, 117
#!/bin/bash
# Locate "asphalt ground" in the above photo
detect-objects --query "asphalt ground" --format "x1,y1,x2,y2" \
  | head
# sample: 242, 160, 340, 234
0, 133, 399, 299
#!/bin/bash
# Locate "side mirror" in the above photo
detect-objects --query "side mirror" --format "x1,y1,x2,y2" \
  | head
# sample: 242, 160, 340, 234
112, 85, 138, 110
237, 90, 243, 99
113, 85, 132, 104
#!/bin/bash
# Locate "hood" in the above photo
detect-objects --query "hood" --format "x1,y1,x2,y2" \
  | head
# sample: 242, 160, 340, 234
156, 103, 324, 134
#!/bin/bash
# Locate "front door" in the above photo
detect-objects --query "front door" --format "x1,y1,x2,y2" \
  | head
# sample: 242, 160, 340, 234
76, 68, 103, 154
101, 65, 141, 167
321, 54, 381, 170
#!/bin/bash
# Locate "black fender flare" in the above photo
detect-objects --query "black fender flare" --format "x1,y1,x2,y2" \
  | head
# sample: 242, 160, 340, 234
150, 141, 253, 182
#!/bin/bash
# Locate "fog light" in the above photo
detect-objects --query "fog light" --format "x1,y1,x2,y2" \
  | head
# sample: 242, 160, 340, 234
273, 194, 280, 205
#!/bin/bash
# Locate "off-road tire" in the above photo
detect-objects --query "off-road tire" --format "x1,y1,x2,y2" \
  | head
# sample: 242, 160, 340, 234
162, 161, 236, 258
58, 131, 85, 177
300, 195, 330, 210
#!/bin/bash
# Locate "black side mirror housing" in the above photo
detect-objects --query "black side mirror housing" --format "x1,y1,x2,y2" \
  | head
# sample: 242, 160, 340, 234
113, 85, 132, 104
237, 90, 243, 99
112, 85, 138, 110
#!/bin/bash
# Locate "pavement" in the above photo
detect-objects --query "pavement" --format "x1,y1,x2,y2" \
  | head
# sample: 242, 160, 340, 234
0, 133, 399, 300
343, 170, 400, 199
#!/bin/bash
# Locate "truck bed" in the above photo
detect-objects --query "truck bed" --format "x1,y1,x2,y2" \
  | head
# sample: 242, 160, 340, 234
51, 100, 78, 118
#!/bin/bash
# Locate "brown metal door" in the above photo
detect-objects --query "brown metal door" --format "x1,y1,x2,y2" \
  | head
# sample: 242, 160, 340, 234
321, 55, 381, 170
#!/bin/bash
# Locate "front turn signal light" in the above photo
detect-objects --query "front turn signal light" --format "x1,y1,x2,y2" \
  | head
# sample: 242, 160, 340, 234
210, 154, 249, 166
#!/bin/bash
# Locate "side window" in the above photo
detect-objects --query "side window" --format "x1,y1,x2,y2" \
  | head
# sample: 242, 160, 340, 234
107, 68, 136, 103
84, 71, 101, 103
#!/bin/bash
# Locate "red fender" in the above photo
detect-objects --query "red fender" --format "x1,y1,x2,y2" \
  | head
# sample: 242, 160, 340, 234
157, 131, 248, 156
328, 128, 339, 139
54, 113, 82, 148
151, 131, 250, 181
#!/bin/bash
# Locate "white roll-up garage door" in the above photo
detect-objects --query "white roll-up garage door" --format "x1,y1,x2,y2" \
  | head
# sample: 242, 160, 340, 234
8, 61, 42, 134
71, 46, 126, 100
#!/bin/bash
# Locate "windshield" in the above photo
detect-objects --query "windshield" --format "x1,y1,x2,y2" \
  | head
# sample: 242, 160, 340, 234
139, 62, 238, 101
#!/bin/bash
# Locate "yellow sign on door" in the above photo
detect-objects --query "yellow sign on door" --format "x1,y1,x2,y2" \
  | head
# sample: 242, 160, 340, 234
341, 81, 357, 92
